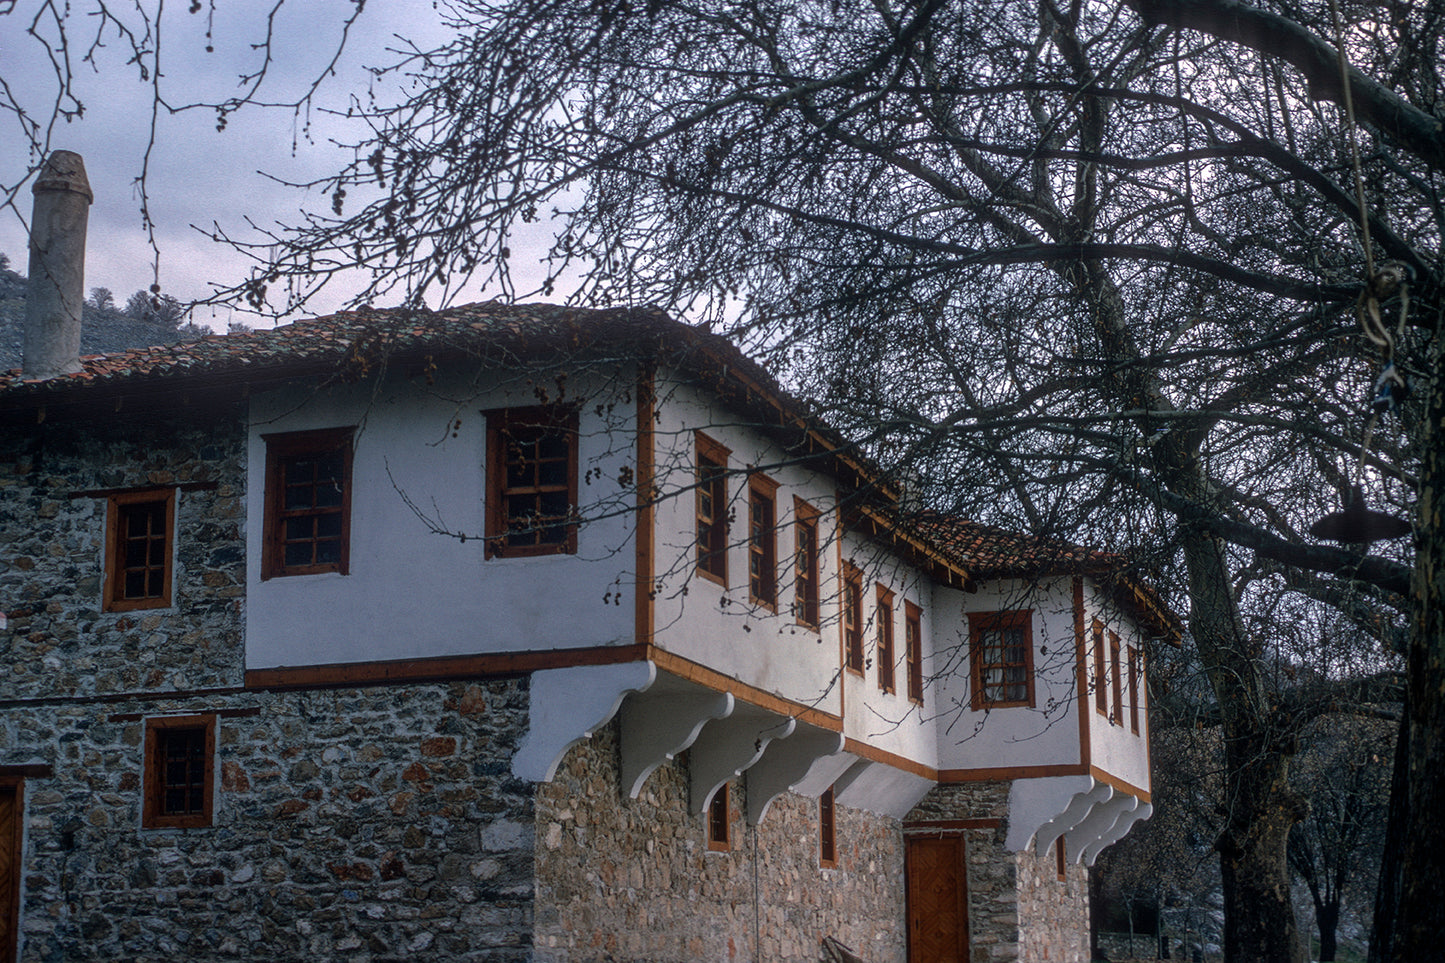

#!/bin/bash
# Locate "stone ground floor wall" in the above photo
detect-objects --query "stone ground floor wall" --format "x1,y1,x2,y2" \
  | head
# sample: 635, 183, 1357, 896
533, 721, 906, 962
906, 781, 1091, 963
1016, 847, 1088, 963
0, 679, 534, 962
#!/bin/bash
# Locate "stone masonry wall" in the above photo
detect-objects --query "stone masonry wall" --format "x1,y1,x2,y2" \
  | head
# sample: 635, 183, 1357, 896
908, 781, 1022, 963
1, 680, 535, 962
0, 409, 247, 698
1016, 847, 1089, 963
534, 722, 906, 962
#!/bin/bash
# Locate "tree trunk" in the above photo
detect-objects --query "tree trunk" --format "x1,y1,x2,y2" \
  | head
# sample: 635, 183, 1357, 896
1381, 336, 1445, 961
1075, 252, 1308, 963
1179, 525, 1307, 963
1368, 705, 1409, 962
1316, 898, 1340, 962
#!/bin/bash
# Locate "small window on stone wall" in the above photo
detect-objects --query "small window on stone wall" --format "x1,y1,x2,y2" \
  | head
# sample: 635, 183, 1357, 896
707, 783, 731, 852
104, 489, 175, 612
143, 715, 215, 829
819, 786, 837, 868
1055, 836, 1066, 882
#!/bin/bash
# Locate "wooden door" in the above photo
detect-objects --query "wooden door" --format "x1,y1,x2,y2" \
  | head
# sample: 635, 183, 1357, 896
0, 782, 19, 963
906, 834, 970, 963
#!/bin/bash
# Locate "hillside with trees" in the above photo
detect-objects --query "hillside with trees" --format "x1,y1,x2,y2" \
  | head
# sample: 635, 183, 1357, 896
0, 252, 200, 370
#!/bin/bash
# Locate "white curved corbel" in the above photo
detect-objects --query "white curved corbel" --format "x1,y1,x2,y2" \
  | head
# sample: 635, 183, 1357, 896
1003, 775, 1098, 854
744, 724, 846, 825
619, 689, 735, 798
689, 706, 795, 815
1081, 797, 1151, 865
1065, 785, 1120, 864
511, 661, 657, 782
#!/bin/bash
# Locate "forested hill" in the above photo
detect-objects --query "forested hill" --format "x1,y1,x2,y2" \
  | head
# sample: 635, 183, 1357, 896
0, 253, 198, 371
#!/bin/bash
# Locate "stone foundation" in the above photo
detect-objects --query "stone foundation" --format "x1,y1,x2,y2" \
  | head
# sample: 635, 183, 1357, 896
1017, 846, 1089, 963
906, 781, 1091, 963
0, 410, 248, 699
535, 723, 906, 962
2, 680, 534, 962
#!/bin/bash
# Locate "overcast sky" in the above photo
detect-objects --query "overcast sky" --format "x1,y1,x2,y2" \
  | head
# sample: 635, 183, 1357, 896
1, 1, 531, 330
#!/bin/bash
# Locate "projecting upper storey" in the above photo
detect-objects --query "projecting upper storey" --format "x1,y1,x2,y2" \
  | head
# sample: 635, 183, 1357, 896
0, 302, 1179, 854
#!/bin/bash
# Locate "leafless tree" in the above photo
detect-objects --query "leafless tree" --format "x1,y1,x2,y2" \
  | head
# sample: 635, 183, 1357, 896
6, 1, 1443, 960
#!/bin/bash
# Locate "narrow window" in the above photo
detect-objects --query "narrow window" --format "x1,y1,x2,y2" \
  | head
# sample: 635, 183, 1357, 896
748, 475, 778, 609
706, 783, 730, 852
1128, 646, 1142, 734
262, 427, 354, 579
485, 407, 579, 557
143, 715, 215, 829
1092, 620, 1108, 716
876, 585, 895, 693
1055, 836, 1067, 882
969, 610, 1035, 708
104, 489, 175, 611
843, 563, 864, 673
695, 433, 730, 583
819, 786, 837, 867
1110, 632, 1123, 726
793, 499, 820, 628
905, 601, 924, 705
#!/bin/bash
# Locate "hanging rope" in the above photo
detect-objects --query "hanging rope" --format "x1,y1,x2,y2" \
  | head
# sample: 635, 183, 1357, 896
1327, 0, 1412, 487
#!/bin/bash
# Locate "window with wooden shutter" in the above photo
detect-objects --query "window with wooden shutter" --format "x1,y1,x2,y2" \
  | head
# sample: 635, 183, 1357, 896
969, 610, 1035, 708
104, 488, 175, 611
819, 786, 837, 867
143, 715, 216, 829
876, 585, 895, 694
695, 433, 730, 583
842, 563, 864, 674
792, 500, 821, 628
262, 427, 354, 579
706, 783, 730, 851
905, 601, 924, 705
485, 406, 580, 557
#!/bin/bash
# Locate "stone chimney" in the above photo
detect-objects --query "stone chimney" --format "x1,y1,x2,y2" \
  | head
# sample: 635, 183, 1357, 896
23, 150, 92, 379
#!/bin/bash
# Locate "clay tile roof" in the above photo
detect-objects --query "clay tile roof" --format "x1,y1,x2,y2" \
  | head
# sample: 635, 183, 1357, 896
0, 301, 675, 400
911, 513, 1126, 578
912, 512, 1182, 641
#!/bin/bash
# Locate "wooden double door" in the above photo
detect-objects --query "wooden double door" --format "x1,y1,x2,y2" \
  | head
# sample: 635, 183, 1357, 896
906, 834, 970, 963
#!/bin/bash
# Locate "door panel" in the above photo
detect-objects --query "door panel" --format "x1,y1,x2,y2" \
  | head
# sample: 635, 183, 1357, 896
0, 783, 18, 963
906, 834, 970, 963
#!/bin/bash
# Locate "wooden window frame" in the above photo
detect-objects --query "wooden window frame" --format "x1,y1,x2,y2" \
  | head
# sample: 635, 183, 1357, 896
1, 776, 22, 963
793, 498, 821, 629
842, 562, 864, 675
819, 785, 837, 868
747, 474, 779, 610
969, 610, 1036, 709
695, 432, 730, 585
143, 715, 216, 829
1128, 645, 1142, 734
876, 585, 896, 694
1092, 619, 1108, 717
103, 488, 175, 612
1110, 631, 1123, 726
706, 782, 731, 852
261, 426, 354, 580
905, 600, 924, 706
485, 406, 580, 558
